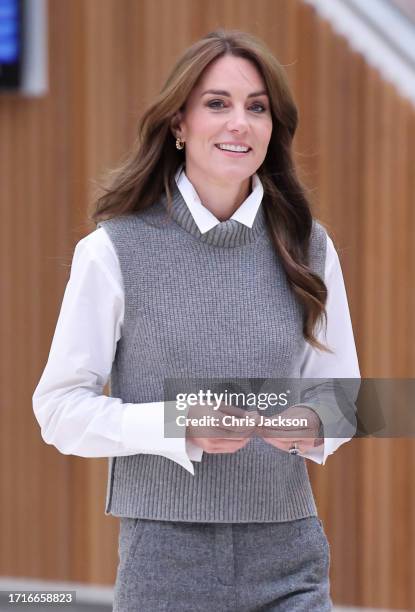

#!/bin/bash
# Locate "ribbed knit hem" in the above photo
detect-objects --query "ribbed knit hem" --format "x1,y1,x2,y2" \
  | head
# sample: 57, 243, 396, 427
104, 439, 318, 523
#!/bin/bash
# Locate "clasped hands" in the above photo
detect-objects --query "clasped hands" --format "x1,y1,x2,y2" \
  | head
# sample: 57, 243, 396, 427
186, 402, 324, 455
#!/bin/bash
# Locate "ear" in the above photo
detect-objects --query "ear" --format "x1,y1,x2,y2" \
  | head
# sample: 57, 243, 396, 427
170, 110, 184, 140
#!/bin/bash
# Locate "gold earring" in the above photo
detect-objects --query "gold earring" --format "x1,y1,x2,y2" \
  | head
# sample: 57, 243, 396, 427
176, 137, 184, 150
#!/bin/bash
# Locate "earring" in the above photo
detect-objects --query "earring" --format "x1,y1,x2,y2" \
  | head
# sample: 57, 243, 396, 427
176, 137, 184, 150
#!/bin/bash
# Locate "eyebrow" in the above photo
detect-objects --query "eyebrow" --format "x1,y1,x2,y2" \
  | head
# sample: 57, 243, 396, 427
201, 89, 269, 98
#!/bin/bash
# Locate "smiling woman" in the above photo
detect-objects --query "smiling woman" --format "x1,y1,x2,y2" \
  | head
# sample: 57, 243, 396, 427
169, 54, 273, 220
91, 30, 330, 350
33, 27, 360, 612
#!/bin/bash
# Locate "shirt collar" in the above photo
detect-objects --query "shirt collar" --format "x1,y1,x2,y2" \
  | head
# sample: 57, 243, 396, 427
174, 164, 264, 234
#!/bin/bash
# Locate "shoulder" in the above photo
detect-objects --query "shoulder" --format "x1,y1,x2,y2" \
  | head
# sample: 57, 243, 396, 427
311, 219, 339, 254
96, 213, 142, 238
308, 219, 329, 274
75, 226, 118, 262
95, 214, 147, 266
310, 218, 328, 246
97, 201, 168, 237
70, 227, 121, 287
310, 220, 340, 281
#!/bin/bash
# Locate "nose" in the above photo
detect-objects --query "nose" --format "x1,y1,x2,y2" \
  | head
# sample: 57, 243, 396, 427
226, 108, 249, 133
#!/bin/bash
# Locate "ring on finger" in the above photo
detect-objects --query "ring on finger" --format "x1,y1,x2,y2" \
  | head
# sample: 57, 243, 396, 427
288, 441, 300, 455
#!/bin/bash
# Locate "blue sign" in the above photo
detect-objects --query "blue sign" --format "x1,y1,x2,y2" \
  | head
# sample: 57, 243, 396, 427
0, 0, 20, 64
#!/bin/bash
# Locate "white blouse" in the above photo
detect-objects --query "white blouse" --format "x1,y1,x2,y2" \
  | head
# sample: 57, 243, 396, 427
32, 167, 360, 475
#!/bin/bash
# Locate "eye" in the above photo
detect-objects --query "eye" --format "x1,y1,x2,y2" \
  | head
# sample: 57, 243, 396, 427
206, 99, 225, 109
250, 103, 267, 113
206, 100, 267, 114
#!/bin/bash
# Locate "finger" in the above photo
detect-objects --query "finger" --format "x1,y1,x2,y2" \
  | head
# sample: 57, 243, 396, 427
262, 437, 319, 453
261, 438, 287, 452
218, 422, 257, 435
258, 427, 316, 439
218, 404, 257, 418
217, 409, 260, 433
203, 437, 251, 453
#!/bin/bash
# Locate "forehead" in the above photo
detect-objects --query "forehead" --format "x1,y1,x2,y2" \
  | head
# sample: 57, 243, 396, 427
194, 55, 266, 92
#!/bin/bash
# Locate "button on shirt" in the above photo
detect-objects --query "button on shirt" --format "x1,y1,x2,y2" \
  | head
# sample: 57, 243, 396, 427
32, 166, 360, 475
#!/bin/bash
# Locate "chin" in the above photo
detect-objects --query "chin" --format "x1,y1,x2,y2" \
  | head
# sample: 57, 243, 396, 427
210, 165, 253, 183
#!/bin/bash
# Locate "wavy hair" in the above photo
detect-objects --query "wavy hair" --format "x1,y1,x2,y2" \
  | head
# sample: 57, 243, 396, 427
89, 28, 329, 351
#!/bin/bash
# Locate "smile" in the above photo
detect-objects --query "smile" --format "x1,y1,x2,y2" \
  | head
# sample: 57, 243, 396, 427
215, 144, 252, 155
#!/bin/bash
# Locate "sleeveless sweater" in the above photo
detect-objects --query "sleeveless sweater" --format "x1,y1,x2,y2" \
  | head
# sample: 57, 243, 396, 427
97, 183, 327, 523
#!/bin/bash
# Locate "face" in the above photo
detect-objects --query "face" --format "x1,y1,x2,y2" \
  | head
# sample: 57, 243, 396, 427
172, 55, 273, 187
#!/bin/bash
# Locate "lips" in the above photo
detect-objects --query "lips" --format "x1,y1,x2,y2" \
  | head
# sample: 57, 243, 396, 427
215, 144, 252, 152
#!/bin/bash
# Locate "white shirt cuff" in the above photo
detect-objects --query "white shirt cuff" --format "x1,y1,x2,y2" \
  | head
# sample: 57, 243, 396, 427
299, 437, 353, 465
121, 401, 201, 475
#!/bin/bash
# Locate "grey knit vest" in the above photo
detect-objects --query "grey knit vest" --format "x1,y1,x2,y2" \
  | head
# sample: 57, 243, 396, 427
97, 183, 327, 523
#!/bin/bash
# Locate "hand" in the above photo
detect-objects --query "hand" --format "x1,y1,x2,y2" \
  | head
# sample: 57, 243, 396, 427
256, 405, 324, 455
186, 402, 261, 454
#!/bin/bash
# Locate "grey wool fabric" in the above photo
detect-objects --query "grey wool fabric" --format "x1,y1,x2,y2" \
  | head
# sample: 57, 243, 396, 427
113, 516, 331, 611
97, 182, 327, 523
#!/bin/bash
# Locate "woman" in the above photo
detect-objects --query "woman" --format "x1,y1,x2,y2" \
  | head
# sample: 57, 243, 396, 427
33, 29, 360, 611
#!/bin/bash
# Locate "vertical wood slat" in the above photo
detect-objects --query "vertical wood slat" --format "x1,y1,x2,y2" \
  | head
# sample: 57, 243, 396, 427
1, 0, 414, 607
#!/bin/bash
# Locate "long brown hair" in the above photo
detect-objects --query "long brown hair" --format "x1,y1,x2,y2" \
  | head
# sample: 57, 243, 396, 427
89, 29, 329, 351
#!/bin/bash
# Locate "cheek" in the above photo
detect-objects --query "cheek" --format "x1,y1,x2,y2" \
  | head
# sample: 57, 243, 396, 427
263, 121, 273, 141
185, 111, 220, 141
257, 124, 273, 152
186, 125, 214, 147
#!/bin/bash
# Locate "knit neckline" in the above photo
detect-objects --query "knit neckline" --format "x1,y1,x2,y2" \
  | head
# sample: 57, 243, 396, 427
161, 181, 268, 248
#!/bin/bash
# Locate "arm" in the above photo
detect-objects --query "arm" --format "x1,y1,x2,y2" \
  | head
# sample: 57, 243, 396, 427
32, 227, 203, 474
297, 233, 361, 465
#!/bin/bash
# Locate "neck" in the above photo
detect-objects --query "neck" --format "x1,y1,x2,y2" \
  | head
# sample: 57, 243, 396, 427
185, 168, 251, 221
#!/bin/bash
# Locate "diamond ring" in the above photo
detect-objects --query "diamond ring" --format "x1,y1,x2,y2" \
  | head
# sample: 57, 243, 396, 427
289, 441, 300, 455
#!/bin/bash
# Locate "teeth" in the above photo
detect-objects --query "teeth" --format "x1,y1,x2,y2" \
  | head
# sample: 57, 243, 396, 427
217, 144, 249, 152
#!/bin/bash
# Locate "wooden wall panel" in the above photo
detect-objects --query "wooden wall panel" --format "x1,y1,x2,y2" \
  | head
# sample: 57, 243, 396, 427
1, 0, 414, 608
